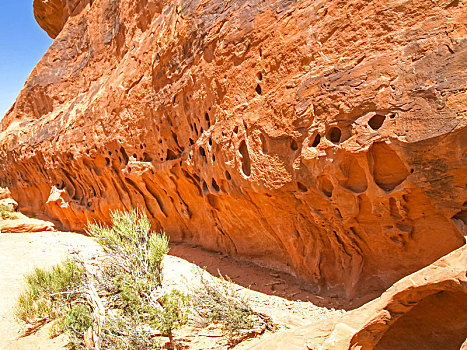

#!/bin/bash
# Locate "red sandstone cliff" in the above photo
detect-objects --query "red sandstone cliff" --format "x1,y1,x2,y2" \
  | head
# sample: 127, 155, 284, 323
0, 0, 466, 299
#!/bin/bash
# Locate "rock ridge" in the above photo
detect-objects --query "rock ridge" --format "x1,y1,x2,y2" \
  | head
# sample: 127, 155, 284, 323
0, 0, 466, 298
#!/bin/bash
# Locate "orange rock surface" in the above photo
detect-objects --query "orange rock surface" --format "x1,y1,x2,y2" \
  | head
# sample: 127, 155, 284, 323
249, 244, 467, 350
0, 217, 55, 233
0, 0, 466, 298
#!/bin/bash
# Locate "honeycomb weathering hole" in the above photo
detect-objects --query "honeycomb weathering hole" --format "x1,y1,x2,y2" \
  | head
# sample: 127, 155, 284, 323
368, 114, 386, 130
311, 134, 321, 147
318, 175, 333, 197
297, 181, 308, 192
340, 159, 368, 193
369, 142, 410, 191
239, 140, 251, 176
255, 84, 262, 95
327, 127, 342, 144
291, 139, 299, 151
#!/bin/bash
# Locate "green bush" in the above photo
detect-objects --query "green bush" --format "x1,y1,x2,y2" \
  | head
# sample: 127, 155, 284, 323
16, 209, 272, 348
190, 271, 254, 331
0, 203, 18, 219
149, 289, 189, 342
86, 209, 169, 283
16, 259, 84, 322
66, 304, 93, 334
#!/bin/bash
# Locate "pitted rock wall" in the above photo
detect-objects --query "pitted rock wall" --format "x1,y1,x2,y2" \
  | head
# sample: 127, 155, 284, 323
1, 0, 466, 298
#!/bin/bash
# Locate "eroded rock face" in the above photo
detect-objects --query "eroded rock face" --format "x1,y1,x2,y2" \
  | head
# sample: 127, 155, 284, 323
0, 0, 466, 297
248, 244, 467, 350
33, 0, 91, 39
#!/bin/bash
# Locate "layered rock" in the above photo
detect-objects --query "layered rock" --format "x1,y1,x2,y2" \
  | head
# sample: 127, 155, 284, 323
249, 244, 467, 350
0, 0, 466, 298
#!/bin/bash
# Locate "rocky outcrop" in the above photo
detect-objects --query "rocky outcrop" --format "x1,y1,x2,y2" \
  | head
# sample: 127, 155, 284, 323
0, 0, 466, 298
249, 244, 467, 350
0, 217, 55, 233
33, 0, 91, 39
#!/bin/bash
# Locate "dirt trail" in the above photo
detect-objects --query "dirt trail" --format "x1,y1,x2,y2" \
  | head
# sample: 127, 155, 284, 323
0, 231, 345, 349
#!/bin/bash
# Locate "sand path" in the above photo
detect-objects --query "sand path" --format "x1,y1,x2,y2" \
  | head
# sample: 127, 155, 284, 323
0, 231, 101, 349
0, 231, 345, 349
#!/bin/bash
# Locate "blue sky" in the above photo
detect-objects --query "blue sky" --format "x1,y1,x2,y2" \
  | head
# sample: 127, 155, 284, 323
0, 2, 53, 119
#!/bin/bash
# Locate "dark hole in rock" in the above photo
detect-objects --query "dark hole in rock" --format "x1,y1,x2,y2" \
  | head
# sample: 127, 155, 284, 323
258, 72, 263, 81
199, 147, 206, 158
105, 157, 110, 166
189, 138, 194, 145
225, 170, 231, 180
205, 113, 211, 128
212, 179, 220, 192
120, 147, 129, 165
390, 113, 397, 119
233, 126, 239, 134
297, 182, 308, 192
327, 127, 342, 144
108, 151, 112, 156
140, 144, 144, 149
208, 138, 212, 146
312, 134, 321, 147
291, 140, 299, 151
143, 152, 153, 162
368, 114, 386, 130
133, 153, 137, 159
202, 181, 209, 195
239, 141, 251, 177
200, 126, 204, 134
212, 154, 216, 162
255, 84, 262, 95
194, 123, 199, 136
166, 149, 178, 160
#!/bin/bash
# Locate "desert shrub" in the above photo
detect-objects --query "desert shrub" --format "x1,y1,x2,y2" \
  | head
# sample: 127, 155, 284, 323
15, 259, 84, 322
149, 289, 190, 342
0, 203, 18, 219
60, 303, 93, 348
86, 209, 169, 283
17, 209, 271, 349
190, 271, 254, 331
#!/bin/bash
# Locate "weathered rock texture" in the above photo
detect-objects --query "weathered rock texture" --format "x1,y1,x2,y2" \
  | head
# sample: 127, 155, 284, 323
0, 217, 55, 233
249, 244, 467, 350
0, 0, 466, 298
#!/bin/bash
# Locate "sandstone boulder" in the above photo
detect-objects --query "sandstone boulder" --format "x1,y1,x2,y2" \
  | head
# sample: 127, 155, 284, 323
0, 0, 466, 298
0, 218, 55, 233
249, 243, 467, 350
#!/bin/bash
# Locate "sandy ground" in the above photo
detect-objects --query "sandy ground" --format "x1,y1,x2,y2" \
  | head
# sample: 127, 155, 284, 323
0, 231, 346, 349
0, 231, 101, 349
